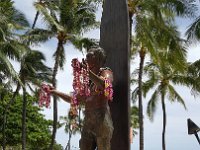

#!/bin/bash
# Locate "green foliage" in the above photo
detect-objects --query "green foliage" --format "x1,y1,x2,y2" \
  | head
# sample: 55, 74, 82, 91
141, 50, 200, 121
130, 106, 139, 136
0, 0, 30, 85
0, 92, 63, 149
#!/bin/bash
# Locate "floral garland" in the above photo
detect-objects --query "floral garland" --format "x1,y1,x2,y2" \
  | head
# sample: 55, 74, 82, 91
71, 58, 90, 104
70, 58, 90, 128
39, 83, 51, 108
104, 78, 113, 101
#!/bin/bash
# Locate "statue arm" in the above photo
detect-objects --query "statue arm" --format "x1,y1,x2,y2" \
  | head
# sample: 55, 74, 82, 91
50, 90, 86, 103
50, 90, 71, 103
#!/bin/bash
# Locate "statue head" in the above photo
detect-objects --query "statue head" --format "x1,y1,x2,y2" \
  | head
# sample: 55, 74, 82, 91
86, 46, 106, 71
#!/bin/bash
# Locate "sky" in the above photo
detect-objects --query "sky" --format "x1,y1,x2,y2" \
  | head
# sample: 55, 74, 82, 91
13, 0, 200, 150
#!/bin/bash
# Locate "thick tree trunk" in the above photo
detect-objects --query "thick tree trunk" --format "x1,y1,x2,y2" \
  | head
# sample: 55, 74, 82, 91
100, 0, 130, 149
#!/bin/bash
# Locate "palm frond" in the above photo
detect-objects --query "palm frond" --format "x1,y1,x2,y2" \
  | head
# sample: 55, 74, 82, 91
0, 51, 22, 85
130, 106, 139, 129
0, 40, 30, 61
131, 87, 139, 103
167, 84, 187, 109
142, 76, 158, 98
12, 8, 29, 28
165, 0, 197, 18
186, 16, 200, 43
21, 28, 54, 45
34, 2, 64, 32
146, 88, 159, 121
70, 36, 99, 51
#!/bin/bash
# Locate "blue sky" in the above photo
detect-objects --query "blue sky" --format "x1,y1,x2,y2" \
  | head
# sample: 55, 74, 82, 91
13, 0, 200, 149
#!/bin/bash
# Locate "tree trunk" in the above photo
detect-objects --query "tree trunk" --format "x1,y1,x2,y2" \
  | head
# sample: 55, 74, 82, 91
2, 100, 6, 150
22, 84, 27, 150
65, 128, 72, 150
138, 48, 145, 150
161, 93, 166, 150
100, 0, 130, 149
5, 83, 21, 111
32, 11, 39, 29
32, 0, 42, 29
49, 40, 63, 150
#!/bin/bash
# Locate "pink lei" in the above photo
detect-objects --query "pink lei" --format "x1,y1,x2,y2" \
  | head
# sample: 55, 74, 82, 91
38, 83, 51, 108
70, 58, 90, 120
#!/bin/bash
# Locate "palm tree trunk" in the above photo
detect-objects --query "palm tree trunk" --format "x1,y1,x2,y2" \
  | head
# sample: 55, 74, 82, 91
138, 47, 146, 150
65, 127, 72, 150
22, 83, 27, 150
32, 0, 42, 29
161, 93, 166, 150
49, 40, 63, 150
5, 83, 20, 111
2, 99, 6, 150
78, 106, 82, 132
32, 11, 39, 29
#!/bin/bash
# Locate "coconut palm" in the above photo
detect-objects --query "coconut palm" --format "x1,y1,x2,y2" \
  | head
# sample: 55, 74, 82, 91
2, 50, 52, 150
129, 1, 196, 149
0, 1, 30, 149
141, 48, 200, 150
60, 108, 83, 150
19, 50, 52, 149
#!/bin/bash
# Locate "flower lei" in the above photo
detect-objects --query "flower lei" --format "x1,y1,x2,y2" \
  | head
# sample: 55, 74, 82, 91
39, 83, 51, 108
104, 77, 113, 101
70, 58, 90, 128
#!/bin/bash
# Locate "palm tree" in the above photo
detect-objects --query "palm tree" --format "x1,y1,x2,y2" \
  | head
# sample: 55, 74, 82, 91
60, 107, 83, 150
1, 50, 52, 149
141, 48, 200, 150
129, 1, 196, 149
0, 1, 31, 149
0, 0, 29, 83
19, 50, 52, 149
32, 0, 98, 148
